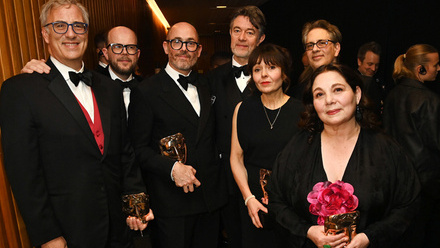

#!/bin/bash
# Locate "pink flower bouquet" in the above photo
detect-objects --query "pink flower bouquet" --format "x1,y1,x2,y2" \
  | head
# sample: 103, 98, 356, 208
307, 180, 358, 225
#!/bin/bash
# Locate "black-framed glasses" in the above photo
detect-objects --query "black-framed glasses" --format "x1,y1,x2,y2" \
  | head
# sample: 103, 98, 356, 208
304, 39, 336, 51
107, 43, 139, 55
44, 21, 88, 34
166, 39, 200, 52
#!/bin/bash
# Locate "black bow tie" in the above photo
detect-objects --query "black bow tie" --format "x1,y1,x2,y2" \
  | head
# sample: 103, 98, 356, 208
115, 79, 136, 90
69, 70, 93, 87
177, 73, 197, 91
233, 65, 249, 78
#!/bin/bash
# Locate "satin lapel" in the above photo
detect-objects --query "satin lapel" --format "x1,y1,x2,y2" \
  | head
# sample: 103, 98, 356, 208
196, 78, 212, 144
45, 61, 97, 148
90, 74, 111, 158
224, 67, 244, 113
158, 71, 199, 127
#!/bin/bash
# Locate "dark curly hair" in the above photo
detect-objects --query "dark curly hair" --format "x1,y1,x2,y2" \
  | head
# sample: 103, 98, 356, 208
299, 64, 381, 141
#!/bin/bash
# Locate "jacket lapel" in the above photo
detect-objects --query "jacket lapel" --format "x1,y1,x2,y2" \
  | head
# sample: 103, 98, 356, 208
90, 73, 111, 158
196, 77, 212, 144
45, 61, 98, 149
158, 70, 199, 127
224, 66, 244, 114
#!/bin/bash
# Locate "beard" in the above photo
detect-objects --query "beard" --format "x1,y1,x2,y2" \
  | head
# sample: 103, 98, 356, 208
109, 56, 137, 77
169, 51, 197, 72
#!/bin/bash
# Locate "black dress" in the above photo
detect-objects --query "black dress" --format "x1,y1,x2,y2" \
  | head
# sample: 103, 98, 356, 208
236, 95, 303, 248
268, 129, 420, 248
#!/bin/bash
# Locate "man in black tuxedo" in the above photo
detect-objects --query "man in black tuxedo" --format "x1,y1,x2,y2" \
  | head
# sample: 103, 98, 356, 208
357, 41, 384, 117
101, 26, 142, 111
128, 22, 227, 248
207, 6, 266, 248
94, 32, 109, 74
22, 26, 142, 113
0, 1, 152, 247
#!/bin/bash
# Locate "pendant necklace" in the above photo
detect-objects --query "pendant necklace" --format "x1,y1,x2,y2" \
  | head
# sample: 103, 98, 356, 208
263, 104, 282, 130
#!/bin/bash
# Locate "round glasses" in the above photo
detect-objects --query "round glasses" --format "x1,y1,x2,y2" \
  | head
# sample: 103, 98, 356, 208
304, 39, 336, 51
107, 43, 139, 55
44, 21, 88, 34
166, 39, 200, 52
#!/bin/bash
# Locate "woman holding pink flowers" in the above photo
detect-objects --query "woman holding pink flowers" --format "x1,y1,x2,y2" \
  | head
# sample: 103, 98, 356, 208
268, 64, 420, 248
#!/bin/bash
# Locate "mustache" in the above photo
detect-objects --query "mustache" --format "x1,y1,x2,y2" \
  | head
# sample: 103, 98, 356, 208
117, 56, 132, 62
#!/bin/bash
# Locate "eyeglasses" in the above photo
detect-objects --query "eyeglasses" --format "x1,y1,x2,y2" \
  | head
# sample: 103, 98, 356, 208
44, 21, 88, 34
304, 39, 336, 51
166, 39, 200, 52
107, 43, 139, 55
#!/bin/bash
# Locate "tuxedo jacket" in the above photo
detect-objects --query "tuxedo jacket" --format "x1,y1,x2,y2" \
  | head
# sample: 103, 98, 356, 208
128, 69, 227, 218
208, 62, 252, 194
208, 61, 251, 156
0, 60, 145, 248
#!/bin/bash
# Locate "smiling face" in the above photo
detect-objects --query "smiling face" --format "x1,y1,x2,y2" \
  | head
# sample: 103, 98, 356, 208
42, 4, 88, 70
103, 27, 140, 79
357, 51, 380, 77
252, 59, 284, 95
306, 28, 340, 70
163, 22, 201, 75
230, 15, 265, 65
312, 71, 361, 129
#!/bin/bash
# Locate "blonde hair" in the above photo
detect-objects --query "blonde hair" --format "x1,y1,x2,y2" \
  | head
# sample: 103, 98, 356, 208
393, 44, 438, 81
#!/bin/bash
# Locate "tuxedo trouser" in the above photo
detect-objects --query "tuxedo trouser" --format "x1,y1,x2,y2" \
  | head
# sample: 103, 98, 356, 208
152, 210, 220, 248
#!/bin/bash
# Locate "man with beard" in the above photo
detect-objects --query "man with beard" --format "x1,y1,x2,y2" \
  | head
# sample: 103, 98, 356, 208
102, 26, 142, 111
21, 26, 141, 112
0, 0, 152, 247
128, 22, 227, 248
207, 6, 266, 248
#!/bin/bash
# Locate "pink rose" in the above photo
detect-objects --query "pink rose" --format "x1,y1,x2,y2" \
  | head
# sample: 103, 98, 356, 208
307, 180, 358, 225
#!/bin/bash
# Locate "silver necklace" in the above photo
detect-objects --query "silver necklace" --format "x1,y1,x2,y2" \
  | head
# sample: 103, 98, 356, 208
263, 105, 282, 129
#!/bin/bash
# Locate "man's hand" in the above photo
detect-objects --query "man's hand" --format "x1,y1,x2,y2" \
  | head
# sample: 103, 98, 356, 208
126, 208, 154, 231
21, 59, 51, 74
172, 162, 201, 193
41, 236, 67, 248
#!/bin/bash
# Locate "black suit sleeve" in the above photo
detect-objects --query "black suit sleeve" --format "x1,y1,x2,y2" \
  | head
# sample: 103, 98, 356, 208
128, 85, 175, 180
0, 77, 62, 245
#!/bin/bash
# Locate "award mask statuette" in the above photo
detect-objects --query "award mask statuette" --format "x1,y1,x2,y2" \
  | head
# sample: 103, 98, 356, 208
122, 192, 149, 237
159, 132, 187, 164
324, 211, 360, 243
258, 168, 274, 228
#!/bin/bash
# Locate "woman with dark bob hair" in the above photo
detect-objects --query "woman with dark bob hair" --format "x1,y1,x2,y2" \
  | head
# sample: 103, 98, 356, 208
268, 64, 420, 248
230, 43, 303, 247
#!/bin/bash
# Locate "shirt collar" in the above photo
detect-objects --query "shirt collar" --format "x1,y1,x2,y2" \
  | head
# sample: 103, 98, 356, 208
50, 56, 84, 82
232, 56, 247, 68
108, 66, 133, 82
99, 61, 108, 68
164, 63, 192, 82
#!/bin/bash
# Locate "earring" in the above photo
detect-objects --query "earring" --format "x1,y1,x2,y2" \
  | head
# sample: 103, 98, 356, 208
355, 104, 363, 122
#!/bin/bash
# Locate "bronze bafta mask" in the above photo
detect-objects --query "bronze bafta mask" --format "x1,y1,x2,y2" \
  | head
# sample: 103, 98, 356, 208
324, 211, 359, 243
259, 169, 272, 202
122, 192, 149, 224
159, 132, 187, 164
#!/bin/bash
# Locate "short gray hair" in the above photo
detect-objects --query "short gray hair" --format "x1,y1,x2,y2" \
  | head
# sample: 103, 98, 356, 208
40, 0, 89, 27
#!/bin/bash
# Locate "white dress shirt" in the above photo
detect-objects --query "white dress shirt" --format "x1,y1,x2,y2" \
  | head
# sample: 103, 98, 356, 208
51, 57, 94, 122
108, 66, 133, 113
232, 57, 250, 93
164, 63, 200, 116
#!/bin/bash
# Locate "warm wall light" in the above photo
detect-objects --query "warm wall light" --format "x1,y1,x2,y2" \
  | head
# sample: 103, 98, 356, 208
146, 0, 170, 30
216, 5, 227, 9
